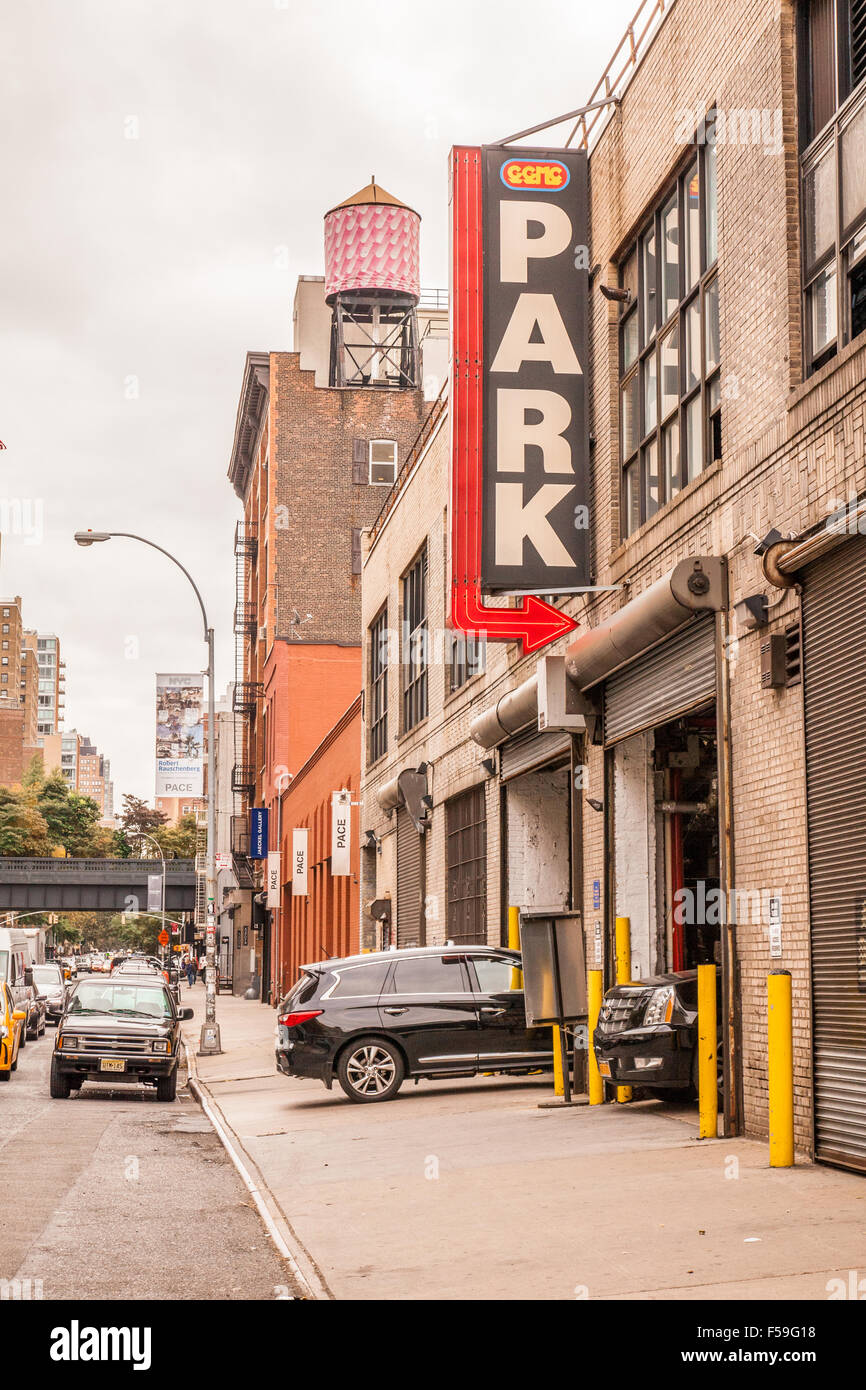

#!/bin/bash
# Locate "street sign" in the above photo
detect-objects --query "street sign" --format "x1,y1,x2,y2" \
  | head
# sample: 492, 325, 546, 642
449, 145, 588, 654
215, 852, 232, 873
158, 929, 170, 946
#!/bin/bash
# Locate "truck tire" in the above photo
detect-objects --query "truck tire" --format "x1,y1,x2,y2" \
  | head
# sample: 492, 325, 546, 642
49, 1055, 71, 1099
156, 1069, 178, 1102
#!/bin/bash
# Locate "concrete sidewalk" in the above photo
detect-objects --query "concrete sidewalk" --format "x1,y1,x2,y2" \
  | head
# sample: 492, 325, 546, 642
182, 985, 866, 1302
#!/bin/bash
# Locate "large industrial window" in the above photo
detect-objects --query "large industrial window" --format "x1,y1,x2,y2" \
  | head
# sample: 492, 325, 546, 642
799, 0, 866, 371
619, 130, 720, 538
401, 548, 428, 731
368, 606, 388, 764
446, 786, 487, 945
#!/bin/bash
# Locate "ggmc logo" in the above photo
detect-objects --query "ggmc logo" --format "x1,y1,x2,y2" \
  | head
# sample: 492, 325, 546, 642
499, 158, 570, 190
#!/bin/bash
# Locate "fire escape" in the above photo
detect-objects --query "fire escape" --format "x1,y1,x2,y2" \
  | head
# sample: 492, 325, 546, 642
232, 521, 259, 890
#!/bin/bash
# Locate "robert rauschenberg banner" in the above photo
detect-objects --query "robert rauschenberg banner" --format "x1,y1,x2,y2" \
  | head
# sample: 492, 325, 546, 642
155, 673, 204, 797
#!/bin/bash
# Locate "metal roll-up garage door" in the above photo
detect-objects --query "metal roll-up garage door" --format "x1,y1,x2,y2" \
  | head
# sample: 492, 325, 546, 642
500, 728, 572, 781
396, 806, 424, 948
803, 533, 866, 1171
604, 615, 716, 745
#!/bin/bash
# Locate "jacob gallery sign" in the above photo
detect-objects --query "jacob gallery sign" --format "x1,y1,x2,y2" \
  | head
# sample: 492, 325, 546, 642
450, 146, 589, 653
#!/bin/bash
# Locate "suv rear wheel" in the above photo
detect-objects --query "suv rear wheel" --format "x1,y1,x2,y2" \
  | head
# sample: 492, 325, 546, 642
337, 1037, 405, 1103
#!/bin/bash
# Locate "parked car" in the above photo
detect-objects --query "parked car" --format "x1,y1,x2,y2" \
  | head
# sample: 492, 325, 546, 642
275, 945, 553, 1103
592, 970, 722, 1100
23, 982, 47, 1040
50, 975, 194, 1101
0, 980, 26, 1081
31, 962, 68, 1023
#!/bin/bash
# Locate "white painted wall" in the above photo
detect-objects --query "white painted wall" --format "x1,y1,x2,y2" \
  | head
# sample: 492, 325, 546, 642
506, 767, 570, 912
613, 731, 657, 980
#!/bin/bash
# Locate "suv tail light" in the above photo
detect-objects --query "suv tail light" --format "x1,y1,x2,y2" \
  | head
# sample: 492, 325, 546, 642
278, 1009, 323, 1029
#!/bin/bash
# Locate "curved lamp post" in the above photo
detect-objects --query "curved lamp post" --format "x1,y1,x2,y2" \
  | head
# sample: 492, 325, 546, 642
74, 529, 220, 1054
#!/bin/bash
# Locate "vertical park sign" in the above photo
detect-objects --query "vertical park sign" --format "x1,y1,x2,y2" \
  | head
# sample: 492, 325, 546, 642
450, 146, 590, 653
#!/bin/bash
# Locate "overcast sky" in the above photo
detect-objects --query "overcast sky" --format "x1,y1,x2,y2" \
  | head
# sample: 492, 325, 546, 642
0, 0, 638, 804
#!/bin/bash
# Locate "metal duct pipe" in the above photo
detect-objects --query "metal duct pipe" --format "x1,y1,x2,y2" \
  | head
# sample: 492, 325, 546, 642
565, 556, 726, 690
376, 775, 403, 813
762, 505, 866, 586
469, 673, 539, 749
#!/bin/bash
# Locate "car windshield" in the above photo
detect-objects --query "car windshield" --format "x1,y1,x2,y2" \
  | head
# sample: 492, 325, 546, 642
68, 981, 173, 1019
32, 966, 63, 987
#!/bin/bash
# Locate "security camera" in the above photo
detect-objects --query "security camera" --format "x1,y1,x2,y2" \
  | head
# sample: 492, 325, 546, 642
752, 528, 784, 557
599, 285, 633, 304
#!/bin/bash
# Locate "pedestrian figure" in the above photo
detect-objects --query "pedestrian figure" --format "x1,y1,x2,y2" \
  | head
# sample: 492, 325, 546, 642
187, 957, 197, 986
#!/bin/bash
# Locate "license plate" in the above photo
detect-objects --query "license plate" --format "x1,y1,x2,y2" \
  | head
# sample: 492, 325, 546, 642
598, 1060, 611, 1077
100, 1058, 126, 1073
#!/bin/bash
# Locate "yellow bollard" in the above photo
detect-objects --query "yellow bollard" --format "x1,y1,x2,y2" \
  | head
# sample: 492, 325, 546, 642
588, 968, 604, 1105
552, 1025, 564, 1096
508, 906, 523, 990
768, 970, 794, 1167
615, 916, 632, 1103
697, 963, 718, 1139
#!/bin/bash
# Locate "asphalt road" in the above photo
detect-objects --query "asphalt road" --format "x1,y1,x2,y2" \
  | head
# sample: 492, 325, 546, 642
0, 1021, 300, 1300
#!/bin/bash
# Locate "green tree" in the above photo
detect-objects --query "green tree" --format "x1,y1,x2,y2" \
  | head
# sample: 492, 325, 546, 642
121, 795, 167, 839
154, 813, 197, 859
37, 772, 104, 857
0, 785, 51, 855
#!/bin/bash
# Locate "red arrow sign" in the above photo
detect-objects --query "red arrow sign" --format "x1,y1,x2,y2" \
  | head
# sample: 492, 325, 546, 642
449, 147, 578, 656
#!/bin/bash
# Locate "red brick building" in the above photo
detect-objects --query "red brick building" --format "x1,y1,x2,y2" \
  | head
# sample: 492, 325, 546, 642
226, 187, 446, 1000
277, 695, 362, 999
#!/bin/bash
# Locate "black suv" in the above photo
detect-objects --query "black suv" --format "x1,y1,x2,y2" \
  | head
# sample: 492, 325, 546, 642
51, 975, 193, 1101
275, 946, 553, 1102
592, 970, 722, 1100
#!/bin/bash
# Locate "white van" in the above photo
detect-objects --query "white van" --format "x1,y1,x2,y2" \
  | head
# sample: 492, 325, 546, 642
0, 928, 34, 1013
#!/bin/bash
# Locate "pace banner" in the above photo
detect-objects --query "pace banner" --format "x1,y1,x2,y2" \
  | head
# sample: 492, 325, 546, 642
266, 852, 281, 908
292, 829, 308, 896
147, 874, 162, 913
155, 673, 204, 797
331, 790, 351, 876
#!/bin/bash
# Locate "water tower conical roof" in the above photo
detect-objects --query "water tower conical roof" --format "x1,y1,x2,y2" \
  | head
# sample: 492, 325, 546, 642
326, 177, 419, 219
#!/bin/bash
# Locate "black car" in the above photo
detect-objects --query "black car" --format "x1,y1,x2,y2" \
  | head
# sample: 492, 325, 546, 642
275, 945, 553, 1103
31, 962, 68, 1022
592, 970, 722, 1099
50, 975, 193, 1101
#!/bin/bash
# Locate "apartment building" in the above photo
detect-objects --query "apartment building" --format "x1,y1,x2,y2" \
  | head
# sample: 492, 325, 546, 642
0, 598, 43, 784
359, 0, 866, 1172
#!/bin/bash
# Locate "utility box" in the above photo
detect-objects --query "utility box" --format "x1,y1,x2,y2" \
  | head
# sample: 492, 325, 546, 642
519, 909, 586, 1026
537, 655, 591, 733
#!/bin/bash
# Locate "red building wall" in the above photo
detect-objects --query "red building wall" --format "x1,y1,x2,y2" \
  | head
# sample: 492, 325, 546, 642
277, 695, 362, 999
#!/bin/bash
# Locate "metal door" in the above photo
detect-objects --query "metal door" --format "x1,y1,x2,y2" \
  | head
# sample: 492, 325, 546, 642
396, 806, 424, 947
803, 533, 866, 1171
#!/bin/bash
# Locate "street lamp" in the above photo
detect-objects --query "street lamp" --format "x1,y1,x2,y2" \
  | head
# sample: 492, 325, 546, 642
74, 528, 221, 1054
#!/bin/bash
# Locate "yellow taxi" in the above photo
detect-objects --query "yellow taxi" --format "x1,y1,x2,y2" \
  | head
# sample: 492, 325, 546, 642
0, 980, 26, 1082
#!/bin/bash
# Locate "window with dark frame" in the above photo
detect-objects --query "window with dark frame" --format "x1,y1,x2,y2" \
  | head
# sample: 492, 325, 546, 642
800, 0, 866, 372
449, 631, 486, 692
368, 606, 388, 764
401, 547, 428, 731
446, 786, 487, 945
619, 129, 720, 539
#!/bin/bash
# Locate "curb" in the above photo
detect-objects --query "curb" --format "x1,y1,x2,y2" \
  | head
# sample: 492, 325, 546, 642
183, 1039, 332, 1301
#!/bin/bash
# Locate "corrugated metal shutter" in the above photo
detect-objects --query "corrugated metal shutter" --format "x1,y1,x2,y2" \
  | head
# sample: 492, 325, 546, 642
396, 806, 423, 948
604, 615, 716, 745
500, 728, 571, 782
803, 533, 866, 1172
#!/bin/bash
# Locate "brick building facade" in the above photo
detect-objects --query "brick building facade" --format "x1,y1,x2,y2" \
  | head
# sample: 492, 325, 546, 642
360, 0, 866, 1170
